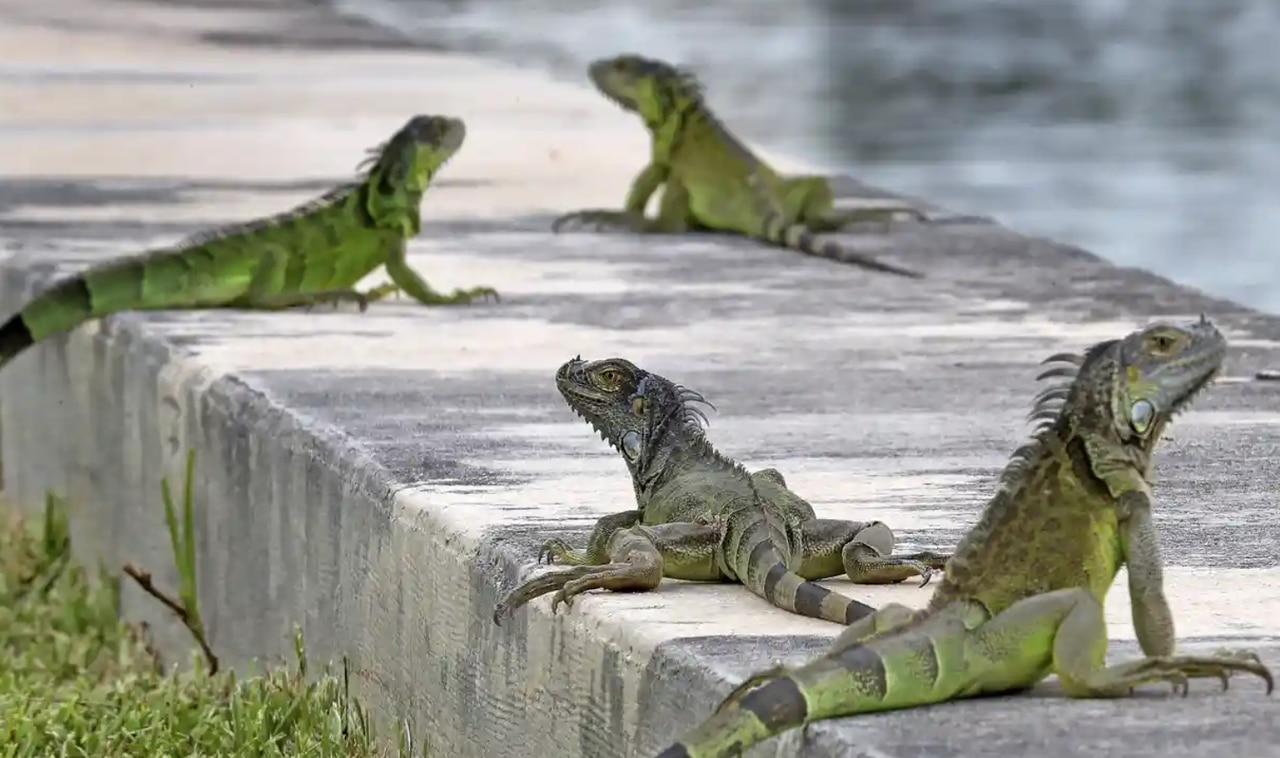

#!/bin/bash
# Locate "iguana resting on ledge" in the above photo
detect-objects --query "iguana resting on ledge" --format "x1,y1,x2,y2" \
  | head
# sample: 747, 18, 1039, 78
552, 54, 929, 279
0, 114, 498, 371
657, 315, 1274, 758
492, 356, 950, 627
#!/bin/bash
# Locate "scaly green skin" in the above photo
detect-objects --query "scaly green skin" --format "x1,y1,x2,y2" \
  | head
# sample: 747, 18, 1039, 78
658, 316, 1274, 758
552, 54, 927, 279
491, 356, 950, 627
0, 114, 498, 370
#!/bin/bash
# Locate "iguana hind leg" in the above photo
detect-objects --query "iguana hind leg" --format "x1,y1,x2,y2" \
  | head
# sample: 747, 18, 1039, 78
493, 522, 723, 623
784, 175, 927, 231
969, 587, 1273, 697
797, 519, 950, 587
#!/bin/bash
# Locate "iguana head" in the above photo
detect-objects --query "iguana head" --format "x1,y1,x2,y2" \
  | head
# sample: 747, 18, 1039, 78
361, 114, 466, 194
585, 54, 702, 124
1035, 315, 1226, 452
555, 356, 713, 474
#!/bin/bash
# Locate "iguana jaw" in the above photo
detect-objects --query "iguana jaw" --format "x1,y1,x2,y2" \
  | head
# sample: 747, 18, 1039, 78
1088, 315, 1226, 445
1126, 315, 1224, 420
586, 54, 696, 118
404, 114, 466, 157
555, 356, 715, 465
555, 355, 644, 453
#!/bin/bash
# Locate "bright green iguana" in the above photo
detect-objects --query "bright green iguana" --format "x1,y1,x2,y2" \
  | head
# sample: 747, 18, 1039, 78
656, 315, 1273, 758
552, 54, 928, 278
492, 356, 950, 627
0, 114, 497, 370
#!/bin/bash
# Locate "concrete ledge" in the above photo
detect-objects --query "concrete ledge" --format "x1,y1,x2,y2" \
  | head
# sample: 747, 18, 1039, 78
4, 2, 1280, 757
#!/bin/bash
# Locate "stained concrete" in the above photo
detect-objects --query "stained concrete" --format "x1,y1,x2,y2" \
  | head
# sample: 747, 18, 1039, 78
2, 0, 1280, 756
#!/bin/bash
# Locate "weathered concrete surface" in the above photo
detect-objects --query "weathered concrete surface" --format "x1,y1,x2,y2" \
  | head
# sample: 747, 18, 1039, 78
2, 0, 1280, 756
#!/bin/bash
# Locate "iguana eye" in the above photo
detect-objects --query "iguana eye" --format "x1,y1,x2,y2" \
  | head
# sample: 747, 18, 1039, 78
621, 431, 642, 461
1130, 399, 1155, 433
1147, 332, 1178, 353
595, 367, 624, 389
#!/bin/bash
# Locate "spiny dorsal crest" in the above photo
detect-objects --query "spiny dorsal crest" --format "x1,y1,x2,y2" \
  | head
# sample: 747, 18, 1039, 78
169, 130, 396, 251
998, 338, 1120, 485
637, 373, 752, 481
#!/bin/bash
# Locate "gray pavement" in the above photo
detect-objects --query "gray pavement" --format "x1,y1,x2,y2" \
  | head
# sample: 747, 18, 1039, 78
2, 1, 1279, 756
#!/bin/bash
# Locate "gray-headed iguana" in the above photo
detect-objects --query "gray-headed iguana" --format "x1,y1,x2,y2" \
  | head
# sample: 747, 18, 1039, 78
492, 356, 950, 627
0, 114, 497, 370
656, 315, 1273, 758
552, 54, 928, 278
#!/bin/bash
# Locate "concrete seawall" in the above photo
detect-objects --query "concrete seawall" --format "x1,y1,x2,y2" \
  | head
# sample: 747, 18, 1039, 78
3, 1, 1280, 756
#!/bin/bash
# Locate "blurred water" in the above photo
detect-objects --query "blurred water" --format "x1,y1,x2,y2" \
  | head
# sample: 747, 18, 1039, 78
328, 0, 1279, 313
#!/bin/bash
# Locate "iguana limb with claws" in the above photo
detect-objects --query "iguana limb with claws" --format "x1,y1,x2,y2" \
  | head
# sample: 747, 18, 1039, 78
657, 315, 1273, 758
492, 356, 949, 627
552, 54, 928, 279
0, 114, 498, 370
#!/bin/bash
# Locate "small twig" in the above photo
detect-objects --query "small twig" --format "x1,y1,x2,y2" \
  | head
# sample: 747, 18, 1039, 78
123, 561, 220, 675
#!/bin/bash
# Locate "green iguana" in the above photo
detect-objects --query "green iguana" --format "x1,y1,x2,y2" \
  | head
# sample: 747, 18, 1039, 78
0, 114, 497, 370
656, 315, 1273, 758
551, 54, 928, 279
492, 356, 950, 627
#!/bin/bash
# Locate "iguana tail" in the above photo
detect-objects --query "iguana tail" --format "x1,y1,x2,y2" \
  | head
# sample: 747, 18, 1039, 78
727, 508, 875, 625
760, 213, 925, 279
656, 629, 952, 758
0, 253, 233, 370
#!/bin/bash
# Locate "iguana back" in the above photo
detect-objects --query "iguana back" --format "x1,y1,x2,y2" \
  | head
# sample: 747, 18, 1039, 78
0, 114, 497, 371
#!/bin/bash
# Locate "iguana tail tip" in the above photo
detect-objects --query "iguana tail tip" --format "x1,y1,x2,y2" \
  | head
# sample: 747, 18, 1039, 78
0, 314, 33, 370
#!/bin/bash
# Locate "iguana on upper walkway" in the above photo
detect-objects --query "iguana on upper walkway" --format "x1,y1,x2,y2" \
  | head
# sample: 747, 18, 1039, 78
492, 356, 950, 627
0, 114, 498, 371
656, 315, 1274, 758
551, 54, 929, 279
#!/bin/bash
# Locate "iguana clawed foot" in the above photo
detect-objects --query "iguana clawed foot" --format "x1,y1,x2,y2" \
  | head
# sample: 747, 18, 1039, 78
449, 285, 501, 304
537, 536, 590, 566
492, 564, 601, 624
551, 209, 651, 234
1088, 650, 1273, 697
493, 551, 663, 625
844, 546, 950, 587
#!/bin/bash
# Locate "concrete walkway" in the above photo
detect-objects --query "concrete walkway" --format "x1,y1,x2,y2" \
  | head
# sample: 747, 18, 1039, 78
2, 0, 1279, 756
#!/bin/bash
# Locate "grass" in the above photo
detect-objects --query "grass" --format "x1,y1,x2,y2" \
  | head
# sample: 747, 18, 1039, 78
0, 451, 425, 758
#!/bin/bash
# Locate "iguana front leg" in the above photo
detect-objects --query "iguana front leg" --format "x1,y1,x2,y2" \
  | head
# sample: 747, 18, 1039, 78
537, 509, 643, 567
551, 175, 695, 234
492, 521, 723, 623
782, 175, 928, 231
624, 162, 669, 214
383, 239, 499, 305
796, 519, 951, 587
968, 587, 1272, 697
1117, 491, 1176, 657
